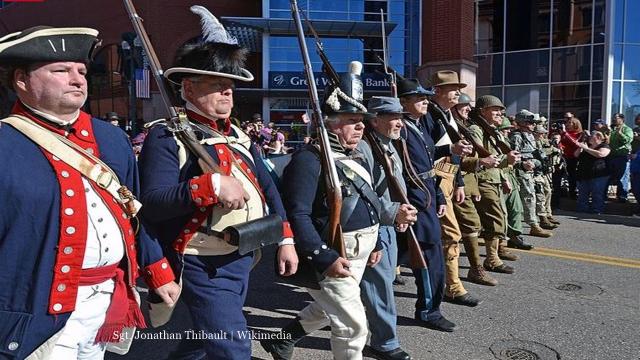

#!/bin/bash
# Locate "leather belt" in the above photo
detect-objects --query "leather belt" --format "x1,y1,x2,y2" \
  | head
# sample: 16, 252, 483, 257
433, 161, 459, 174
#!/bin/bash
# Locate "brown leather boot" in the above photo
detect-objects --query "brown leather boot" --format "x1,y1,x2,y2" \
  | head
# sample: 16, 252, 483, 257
539, 216, 558, 230
546, 216, 561, 225
467, 265, 498, 286
498, 246, 519, 261
529, 224, 553, 238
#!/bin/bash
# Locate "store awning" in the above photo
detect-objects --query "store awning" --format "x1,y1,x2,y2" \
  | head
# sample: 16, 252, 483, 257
221, 17, 397, 38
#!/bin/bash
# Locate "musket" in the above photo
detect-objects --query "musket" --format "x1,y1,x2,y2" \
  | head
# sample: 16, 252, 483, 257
379, 9, 397, 97
434, 110, 493, 159
290, 0, 345, 258
364, 131, 426, 269
452, 119, 493, 158
123, 0, 221, 174
299, 9, 340, 85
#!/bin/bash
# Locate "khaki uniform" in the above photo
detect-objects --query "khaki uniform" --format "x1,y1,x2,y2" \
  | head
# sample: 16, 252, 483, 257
465, 122, 510, 268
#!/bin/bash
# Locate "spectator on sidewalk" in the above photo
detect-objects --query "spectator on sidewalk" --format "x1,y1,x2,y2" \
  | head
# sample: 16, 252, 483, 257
608, 113, 634, 203
574, 131, 611, 214
560, 117, 584, 198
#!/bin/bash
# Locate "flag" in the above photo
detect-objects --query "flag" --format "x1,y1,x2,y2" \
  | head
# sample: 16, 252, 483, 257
135, 68, 150, 98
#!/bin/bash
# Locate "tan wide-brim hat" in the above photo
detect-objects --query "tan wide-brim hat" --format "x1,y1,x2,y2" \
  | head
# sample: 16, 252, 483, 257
430, 70, 467, 88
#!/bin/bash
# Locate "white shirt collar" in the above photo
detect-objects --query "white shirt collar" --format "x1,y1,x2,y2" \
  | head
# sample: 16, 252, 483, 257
22, 102, 79, 126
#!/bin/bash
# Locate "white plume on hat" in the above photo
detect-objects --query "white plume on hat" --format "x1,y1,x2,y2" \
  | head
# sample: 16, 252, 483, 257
190, 5, 238, 45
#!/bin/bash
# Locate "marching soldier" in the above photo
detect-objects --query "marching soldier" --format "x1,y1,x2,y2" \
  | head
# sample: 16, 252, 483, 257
138, 7, 298, 359
262, 67, 382, 360
451, 94, 504, 285
467, 96, 520, 275
0, 26, 179, 358
534, 124, 561, 228
359, 96, 417, 360
509, 110, 553, 237
426, 71, 480, 307
397, 78, 470, 331
497, 118, 534, 251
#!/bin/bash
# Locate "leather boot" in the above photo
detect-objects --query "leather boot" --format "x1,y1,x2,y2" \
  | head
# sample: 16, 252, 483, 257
467, 265, 498, 286
461, 236, 482, 269
529, 224, 553, 238
507, 235, 534, 250
261, 319, 307, 360
498, 239, 519, 261
539, 216, 558, 230
546, 216, 561, 225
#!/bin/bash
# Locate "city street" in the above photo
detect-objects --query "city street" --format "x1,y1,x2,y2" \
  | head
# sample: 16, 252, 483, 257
108, 209, 640, 360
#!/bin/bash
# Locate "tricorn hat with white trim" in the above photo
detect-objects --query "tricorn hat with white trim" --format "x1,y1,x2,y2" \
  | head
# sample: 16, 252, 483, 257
0, 26, 99, 65
164, 5, 254, 83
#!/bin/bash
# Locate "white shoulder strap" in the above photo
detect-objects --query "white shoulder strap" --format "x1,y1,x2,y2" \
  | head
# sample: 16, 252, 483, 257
1, 115, 141, 217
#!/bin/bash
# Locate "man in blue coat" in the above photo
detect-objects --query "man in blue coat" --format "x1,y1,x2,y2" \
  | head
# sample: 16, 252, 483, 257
397, 78, 470, 332
137, 6, 297, 360
0, 26, 179, 359
262, 64, 385, 360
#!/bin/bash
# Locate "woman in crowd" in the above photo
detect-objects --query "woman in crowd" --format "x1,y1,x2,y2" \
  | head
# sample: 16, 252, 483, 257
572, 131, 611, 214
561, 117, 584, 197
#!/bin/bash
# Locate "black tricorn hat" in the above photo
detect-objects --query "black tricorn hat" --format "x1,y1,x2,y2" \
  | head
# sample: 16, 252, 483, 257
396, 78, 435, 97
322, 61, 369, 116
0, 26, 99, 66
164, 5, 253, 83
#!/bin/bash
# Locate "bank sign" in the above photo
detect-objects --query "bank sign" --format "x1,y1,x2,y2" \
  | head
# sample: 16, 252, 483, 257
269, 71, 392, 91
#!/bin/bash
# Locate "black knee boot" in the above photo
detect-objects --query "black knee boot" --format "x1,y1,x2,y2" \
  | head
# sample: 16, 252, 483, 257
260, 318, 307, 360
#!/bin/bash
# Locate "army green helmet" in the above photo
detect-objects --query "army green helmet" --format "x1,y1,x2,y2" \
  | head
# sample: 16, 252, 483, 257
458, 92, 473, 105
497, 116, 514, 130
476, 95, 505, 110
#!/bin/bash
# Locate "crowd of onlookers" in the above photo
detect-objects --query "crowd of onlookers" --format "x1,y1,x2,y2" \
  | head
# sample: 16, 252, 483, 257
551, 112, 640, 216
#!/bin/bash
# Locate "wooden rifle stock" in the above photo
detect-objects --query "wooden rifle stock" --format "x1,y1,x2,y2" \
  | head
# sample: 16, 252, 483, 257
453, 119, 493, 158
123, 0, 221, 174
365, 132, 426, 269
290, 0, 345, 258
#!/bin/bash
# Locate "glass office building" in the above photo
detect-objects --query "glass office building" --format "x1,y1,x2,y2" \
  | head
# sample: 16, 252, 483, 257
226, 0, 421, 143
475, 0, 639, 128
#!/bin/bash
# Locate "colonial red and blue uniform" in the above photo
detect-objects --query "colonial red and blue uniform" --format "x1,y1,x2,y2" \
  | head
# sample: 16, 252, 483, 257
138, 107, 293, 360
0, 102, 174, 359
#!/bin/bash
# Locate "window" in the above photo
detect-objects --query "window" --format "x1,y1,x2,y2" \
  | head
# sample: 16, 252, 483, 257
625, 0, 640, 43
552, 0, 593, 47
475, 0, 504, 54
505, 0, 551, 51
475, 53, 503, 86
611, 81, 622, 115
591, 81, 603, 123
613, 44, 623, 80
623, 82, 640, 124
551, 46, 592, 82
593, 0, 605, 43
505, 49, 549, 84
550, 83, 591, 126
476, 86, 502, 99
613, 0, 624, 42
504, 84, 549, 116
592, 45, 604, 80
623, 45, 640, 80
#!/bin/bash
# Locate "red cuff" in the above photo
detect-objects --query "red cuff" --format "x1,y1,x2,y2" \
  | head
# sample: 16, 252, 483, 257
142, 258, 175, 289
282, 221, 294, 238
189, 174, 218, 207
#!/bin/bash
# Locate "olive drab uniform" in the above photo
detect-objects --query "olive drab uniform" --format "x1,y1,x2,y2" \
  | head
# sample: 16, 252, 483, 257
467, 120, 511, 271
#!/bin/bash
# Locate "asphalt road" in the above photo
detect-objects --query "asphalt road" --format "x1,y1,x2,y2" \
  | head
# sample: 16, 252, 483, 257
107, 209, 640, 360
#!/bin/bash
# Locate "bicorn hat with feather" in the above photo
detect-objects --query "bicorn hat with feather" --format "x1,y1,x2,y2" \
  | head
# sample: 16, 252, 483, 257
164, 5, 254, 83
